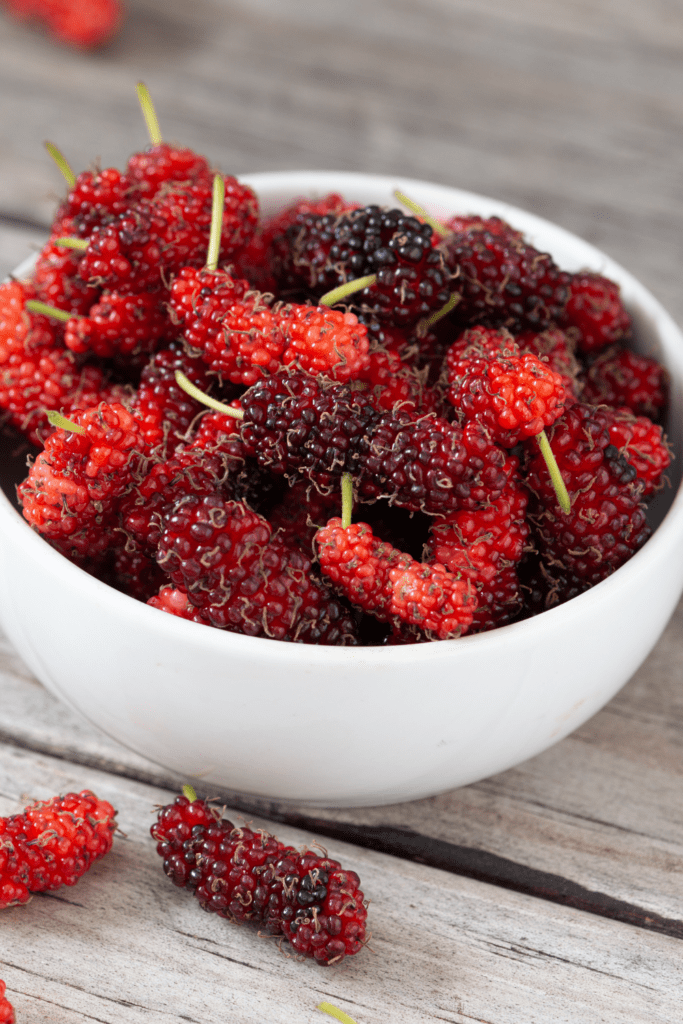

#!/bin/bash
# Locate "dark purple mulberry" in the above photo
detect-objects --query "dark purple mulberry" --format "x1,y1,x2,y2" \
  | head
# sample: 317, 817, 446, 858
276, 205, 457, 328
238, 369, 514, 515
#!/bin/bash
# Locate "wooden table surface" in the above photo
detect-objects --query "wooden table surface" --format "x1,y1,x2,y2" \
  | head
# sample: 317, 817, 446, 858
1, 1, 683, 1021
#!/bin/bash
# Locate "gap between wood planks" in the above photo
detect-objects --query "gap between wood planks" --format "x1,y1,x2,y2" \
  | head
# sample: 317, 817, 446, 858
0, 211, 48, 233
2, 726, 681, 945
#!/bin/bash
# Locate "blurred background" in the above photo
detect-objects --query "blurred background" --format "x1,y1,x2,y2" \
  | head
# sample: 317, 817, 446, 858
1, 0, 683, 321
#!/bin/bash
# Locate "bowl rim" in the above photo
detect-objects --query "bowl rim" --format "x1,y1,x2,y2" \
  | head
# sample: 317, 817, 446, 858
3, 168, 683, 665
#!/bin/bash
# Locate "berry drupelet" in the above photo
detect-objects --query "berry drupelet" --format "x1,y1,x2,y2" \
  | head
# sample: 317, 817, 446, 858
18, 402, 145, 558
0, 790, 116, 909
155, 493, 357, 644
131, 343, 214, 454
442, 215, 570, 332
0, 981, 13, 1024
559, 271, 632, 353
591, 405, 671, 498
525, 403, 651, 584
514, 326, 581, 401
151, 791, 368, 964
580, 345, 668, 420
316, 517, 477, 639
126, 143, 212, 200
54, 166, 132, 237
64, 290, 169, 359
445, 326, 569, 447
425, 476, 530, 632
278, 205, 456, 328
228, 367, 514, 515
240, 191, 358, 290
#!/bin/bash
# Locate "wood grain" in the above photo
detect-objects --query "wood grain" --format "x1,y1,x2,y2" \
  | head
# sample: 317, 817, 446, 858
0, 221, 46, 282
1, 2, 683, 1019
2, 742, 683, 1024
3, 599, 683, 932
1, 0, 683, 320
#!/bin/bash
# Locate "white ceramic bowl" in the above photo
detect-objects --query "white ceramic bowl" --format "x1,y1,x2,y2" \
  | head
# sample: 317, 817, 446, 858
2, 171, 683, 808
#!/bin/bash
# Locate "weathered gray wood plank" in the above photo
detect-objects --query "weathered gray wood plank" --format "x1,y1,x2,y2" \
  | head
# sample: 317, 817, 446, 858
1, 742, 682, 1024
0, 222, 47, 282
1, 0, 683, 322
3, 597, 683, 931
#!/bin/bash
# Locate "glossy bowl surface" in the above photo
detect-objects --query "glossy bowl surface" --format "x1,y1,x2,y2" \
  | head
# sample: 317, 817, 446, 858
1, 171, 683, 807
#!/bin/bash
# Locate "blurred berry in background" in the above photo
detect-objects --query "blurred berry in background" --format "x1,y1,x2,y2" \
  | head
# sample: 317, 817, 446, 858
1, 0, 123, 48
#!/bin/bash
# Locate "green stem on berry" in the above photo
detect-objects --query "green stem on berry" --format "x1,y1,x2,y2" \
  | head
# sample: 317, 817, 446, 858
420, 292, 460, 332
536, 429, 571, 514
393, 189, 450, 239
317, 1004, 358, 1024
54, 237, 89, 251
205, 174, 225, 273
341, 473, 353, 529
136, 81, 163, 146
25, 300, 72, 322
44, 141, 76, 188
182, 785, 198, 802
174, 370, 244, 419
319, 275, 377, 307
46, 410, 85, 435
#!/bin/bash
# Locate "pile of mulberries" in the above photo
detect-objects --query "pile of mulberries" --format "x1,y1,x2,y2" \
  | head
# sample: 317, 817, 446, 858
2, 86, 672, 644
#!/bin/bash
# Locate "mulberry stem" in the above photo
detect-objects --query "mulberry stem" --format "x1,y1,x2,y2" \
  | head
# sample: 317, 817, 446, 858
46, 410, 85, 435
136, 81, 163, 146
419, 292, 460, 332
174, 370, 244, 419
44, 141, 76, 188
393, 189, 450, 238
205, 174, 225, 273
341, 473, 353, 529
536, 429, 571, 514
53, 237, 89, 251
25, 300, 71, 322
319, 275, 376, 307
